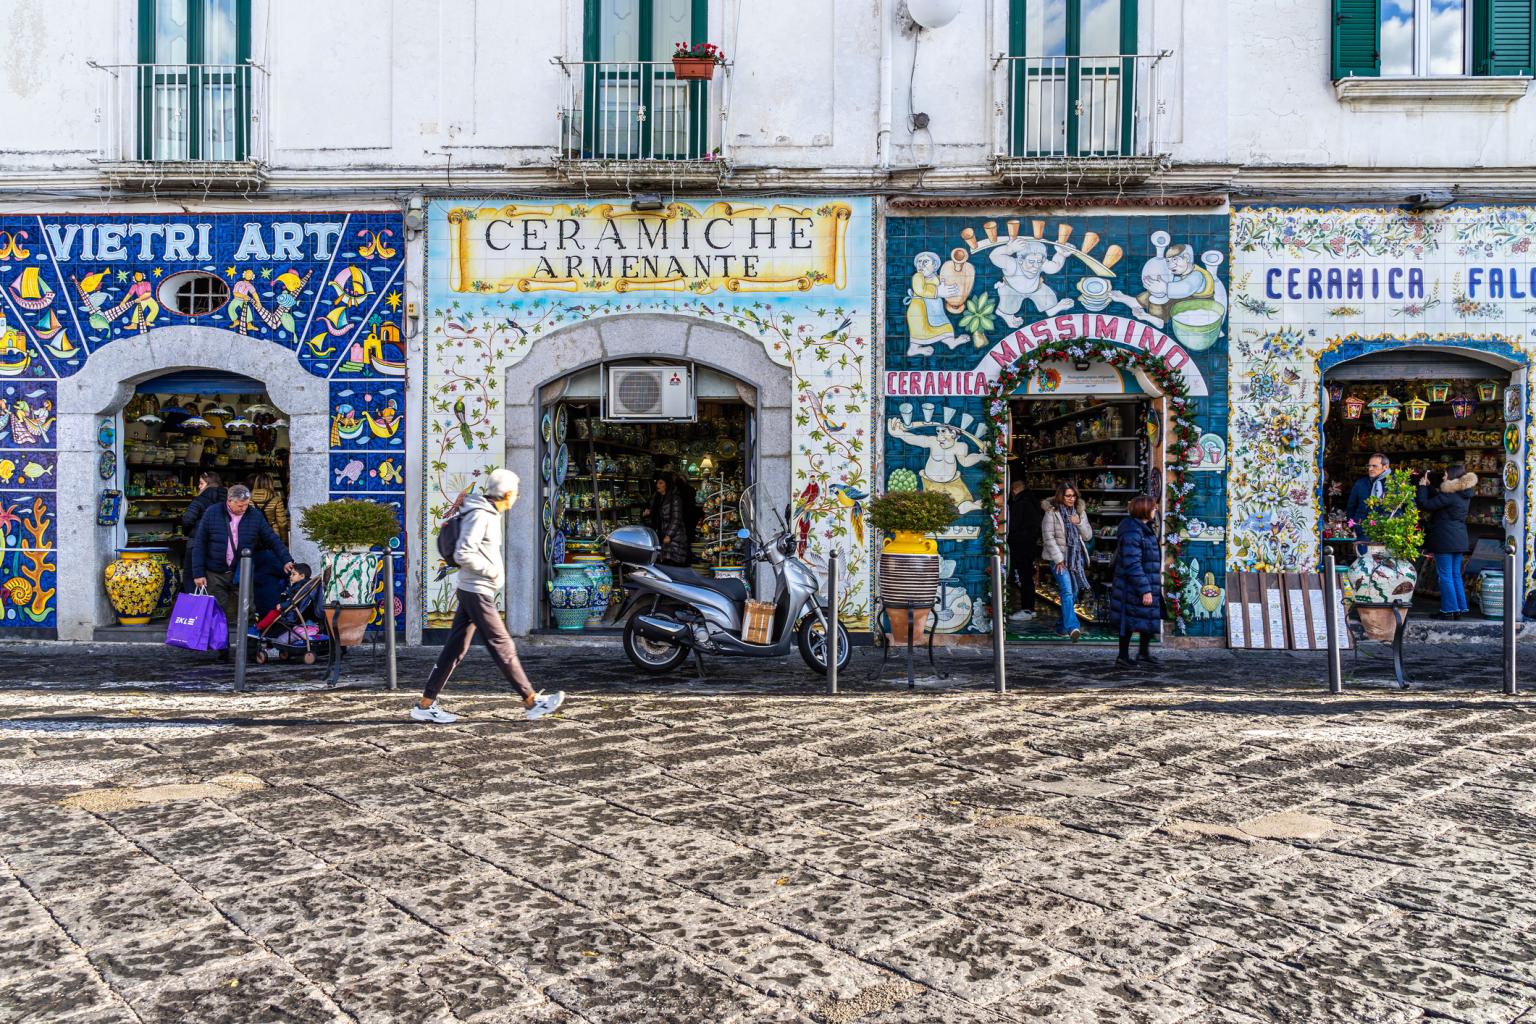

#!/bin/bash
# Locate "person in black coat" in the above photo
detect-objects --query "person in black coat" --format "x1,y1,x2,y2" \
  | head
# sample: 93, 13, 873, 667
647, 472, 690, 566
1417, 463, 1477, 619
1006, 478, 1042, 620
1110, 494, 1163, 669
189, 484, 294, 657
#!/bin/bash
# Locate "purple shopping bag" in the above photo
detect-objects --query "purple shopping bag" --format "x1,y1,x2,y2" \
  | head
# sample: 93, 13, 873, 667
165, 591, 227, 651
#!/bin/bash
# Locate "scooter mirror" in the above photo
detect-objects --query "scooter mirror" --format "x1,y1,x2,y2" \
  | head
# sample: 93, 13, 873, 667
736, 528, 751, 540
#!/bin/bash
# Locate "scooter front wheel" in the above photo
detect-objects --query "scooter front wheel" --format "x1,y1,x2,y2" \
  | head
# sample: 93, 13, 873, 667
797, 615, 852, 675
623, 615, 691, 674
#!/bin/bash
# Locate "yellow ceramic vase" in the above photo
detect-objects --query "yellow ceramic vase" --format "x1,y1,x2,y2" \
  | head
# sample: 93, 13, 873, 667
883, 530, 937, 555
103, 549, 168, 625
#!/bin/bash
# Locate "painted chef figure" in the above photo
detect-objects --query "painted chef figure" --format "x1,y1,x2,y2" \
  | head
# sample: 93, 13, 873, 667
990, 237, 1073, 327
887, 419, 984, 515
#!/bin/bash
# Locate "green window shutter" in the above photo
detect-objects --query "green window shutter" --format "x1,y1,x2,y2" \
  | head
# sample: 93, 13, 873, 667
1332, 0, 1381, 79
1475, 0, 1535, 75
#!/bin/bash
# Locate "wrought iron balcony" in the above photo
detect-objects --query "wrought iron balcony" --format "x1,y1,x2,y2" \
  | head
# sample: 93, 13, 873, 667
554, 58, 729, 183
992, 52, 1170, 182
90, 61, 269, 187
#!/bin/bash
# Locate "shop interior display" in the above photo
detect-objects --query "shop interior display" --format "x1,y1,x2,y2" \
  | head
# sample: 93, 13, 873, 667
543, 400, 751, 629
115, 385, 290, 623
1009, 396, 1151, 642
1322, 377, 1512, 611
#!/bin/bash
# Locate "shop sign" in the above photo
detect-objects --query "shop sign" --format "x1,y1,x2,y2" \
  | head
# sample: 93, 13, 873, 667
444, 201, 854, 295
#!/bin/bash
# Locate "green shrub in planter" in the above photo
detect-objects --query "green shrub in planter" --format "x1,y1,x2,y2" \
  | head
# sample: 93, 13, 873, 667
299, 499, 399, 551
868, 490, 959, 537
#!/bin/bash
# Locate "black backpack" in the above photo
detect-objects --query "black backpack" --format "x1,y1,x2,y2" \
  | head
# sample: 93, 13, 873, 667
437, 511, 466, 567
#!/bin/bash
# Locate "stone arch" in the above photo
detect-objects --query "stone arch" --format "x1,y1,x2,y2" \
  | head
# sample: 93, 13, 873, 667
55, 327, 330, 639
498, 313, 793, 633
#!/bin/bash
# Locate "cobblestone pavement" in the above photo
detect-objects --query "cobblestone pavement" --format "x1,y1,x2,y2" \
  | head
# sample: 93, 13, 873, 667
3, 640, 1535, 1023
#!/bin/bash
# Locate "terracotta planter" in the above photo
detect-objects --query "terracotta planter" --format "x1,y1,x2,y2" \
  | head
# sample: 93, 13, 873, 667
672, 57, 718, 80
1356, 606, 1401, 643
325, 605, 374, 647
880, 543, 941, 644
887, 606, 931, 645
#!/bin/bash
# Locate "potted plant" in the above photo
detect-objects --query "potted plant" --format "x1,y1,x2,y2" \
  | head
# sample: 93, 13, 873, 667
869, 489, 959, 643
672, 41, 725, 80
299, 499, 399, 645
1345, 468, 1423, 641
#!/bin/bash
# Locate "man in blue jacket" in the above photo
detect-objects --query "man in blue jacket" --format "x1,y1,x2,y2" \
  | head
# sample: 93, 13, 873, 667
190, 484, 294, 658
1346, 452, 1391, 553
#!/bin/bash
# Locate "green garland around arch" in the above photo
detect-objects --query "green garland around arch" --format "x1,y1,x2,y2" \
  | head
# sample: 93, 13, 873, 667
981, 340, 1201, 633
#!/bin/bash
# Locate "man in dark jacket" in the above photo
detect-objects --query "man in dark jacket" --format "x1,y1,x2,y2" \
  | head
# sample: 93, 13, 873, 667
1006, 478, 1042, 621
1345, 453, 1391, 551
190, 484, 294, 658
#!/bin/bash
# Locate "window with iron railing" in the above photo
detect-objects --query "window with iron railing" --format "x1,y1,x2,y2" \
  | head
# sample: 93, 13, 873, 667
576, 0, 711, 161
136, 0, 252, 161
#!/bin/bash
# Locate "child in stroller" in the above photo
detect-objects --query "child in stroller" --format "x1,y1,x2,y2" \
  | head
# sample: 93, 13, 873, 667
248, 563, 332, 665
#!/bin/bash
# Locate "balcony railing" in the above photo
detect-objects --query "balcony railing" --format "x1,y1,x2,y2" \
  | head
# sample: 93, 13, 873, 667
555, 59, 728, 180
91, 61, 269, 181
993, 53, 1168, 178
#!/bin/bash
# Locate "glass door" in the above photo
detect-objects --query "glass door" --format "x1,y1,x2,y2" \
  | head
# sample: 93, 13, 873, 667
1012, 0, 1135, 158
583, 0, 707, 160
138, 0, 249, 161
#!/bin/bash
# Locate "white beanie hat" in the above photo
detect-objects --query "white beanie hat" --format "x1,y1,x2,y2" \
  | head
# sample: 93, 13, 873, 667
484, 467, 520, 499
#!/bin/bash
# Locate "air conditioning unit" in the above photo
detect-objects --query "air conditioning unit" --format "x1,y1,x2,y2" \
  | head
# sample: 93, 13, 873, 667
604, 364, 695, 421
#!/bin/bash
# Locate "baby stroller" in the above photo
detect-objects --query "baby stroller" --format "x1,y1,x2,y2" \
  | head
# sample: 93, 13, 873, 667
247, 571, 332, 665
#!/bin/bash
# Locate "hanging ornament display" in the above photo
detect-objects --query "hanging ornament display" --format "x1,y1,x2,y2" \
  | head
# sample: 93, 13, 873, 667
1368, 392, 1402, 430
1451, 393, 1475, 419
1427, 381, 1451, 403
1405, 395, 1430, 422
1327, 383, 1344, 404
1477, 381, 1500, 403
1343, 393, 1366, 420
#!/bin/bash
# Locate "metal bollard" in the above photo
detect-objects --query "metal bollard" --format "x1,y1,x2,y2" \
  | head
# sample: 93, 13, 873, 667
826, 550, 839, 695
385, 554, 398, 691
234, 547, 252, 692
992, 553, 1007, 694
1505, 540, 1519, 696
1322, 546, 1343, 695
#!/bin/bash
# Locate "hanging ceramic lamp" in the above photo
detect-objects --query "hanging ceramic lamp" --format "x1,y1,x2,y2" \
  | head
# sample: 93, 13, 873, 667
135, 412, 163, 425
1477, 381, 1499, 403
1368, 392, 1402, 430
1327, 383, 1344, 404
1343, 393, 1366, 420
1427, 381, 1451, 403
1405, 395, 1430, 422
1451, 393, 1475, 418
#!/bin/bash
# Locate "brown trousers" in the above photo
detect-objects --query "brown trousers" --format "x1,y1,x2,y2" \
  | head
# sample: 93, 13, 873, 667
423, 590, 535, 702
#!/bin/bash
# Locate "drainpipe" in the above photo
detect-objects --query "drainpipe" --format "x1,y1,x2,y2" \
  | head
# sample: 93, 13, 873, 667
878, 0, 894, 171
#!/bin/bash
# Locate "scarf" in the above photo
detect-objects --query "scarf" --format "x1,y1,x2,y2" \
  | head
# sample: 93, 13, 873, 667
1058, 505, 1091, 598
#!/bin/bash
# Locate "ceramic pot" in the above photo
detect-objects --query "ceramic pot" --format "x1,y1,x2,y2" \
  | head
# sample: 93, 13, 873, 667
549, 563, 594, 630
1478, 570, 1505, 619
1346, 545, 1418, 607
323, 547, 384, 606
103, 548, 172, 625
325, 606, 374, 647
146, 550, 181, 618
575, 558, 613, 626
880, 538, 942, 643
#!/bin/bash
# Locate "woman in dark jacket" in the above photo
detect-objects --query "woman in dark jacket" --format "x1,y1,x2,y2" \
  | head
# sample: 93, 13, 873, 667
648, 472, 690, 566
1110, 494, 1163, 669
1417, 463, 1476, 619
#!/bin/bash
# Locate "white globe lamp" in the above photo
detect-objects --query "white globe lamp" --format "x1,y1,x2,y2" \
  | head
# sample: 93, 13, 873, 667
907, 0, 962, 29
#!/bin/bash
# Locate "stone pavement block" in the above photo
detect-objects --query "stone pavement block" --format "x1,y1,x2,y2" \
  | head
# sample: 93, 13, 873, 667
1046, 913, 1219, 978
758, 879, 955, 957
723, 934, 905, 1006
48, 881, 215, 949
326, 955, 542, 1024
1011, 853, 1184, 914
865, 919, 1082, 1005
0, 957, 121, 1023
1371, 866, 1536, 926
991, 964, 1207, 1022
664, 847, 829, 908
87, 921, 263, 997
578, 821, 745, 873
1353, 911, 1536, 988
614, 887, 783, 967
946, 882, 1105, 937
391, 868, 569, 937
543, 952, 772, 1024
820, 986, 1013, 1024
1141, 892, 1322, 957
130, 955, 342, 1024
1159, 946, 1425, 1023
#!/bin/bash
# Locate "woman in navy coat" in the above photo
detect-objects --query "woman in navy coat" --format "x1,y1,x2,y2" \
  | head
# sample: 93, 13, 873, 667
1110, 494, 1163, 668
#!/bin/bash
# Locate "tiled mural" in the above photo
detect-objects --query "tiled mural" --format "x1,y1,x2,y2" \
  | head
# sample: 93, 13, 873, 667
422, 198, 876, 630
0, 213, 405, 632
882, 213, 1231, 637
1227, 206, 1531, 583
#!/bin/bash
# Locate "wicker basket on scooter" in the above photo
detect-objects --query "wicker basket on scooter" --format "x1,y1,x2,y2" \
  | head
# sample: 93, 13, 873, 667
742, 600, 776, 644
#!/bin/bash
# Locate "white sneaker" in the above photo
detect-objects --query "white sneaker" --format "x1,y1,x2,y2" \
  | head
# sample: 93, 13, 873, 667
1009, 610, 1036, 622
526, 691, 565, 721
410, 702, 459, 724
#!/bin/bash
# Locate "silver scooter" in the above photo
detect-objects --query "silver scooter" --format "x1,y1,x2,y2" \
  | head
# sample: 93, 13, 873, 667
608, 490, 851, 676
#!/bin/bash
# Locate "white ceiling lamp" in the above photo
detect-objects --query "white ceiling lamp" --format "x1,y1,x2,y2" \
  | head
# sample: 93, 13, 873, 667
907, 0, 962, 29
180, 415, 212, 429
224, 416, 254, 430
136, 413, 163, 425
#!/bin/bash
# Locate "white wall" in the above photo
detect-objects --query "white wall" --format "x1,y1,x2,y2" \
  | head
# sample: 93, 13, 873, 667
1, 0, 1535, 185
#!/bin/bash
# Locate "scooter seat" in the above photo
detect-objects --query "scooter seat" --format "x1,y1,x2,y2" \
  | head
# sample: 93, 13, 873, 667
653, 565, 749, 605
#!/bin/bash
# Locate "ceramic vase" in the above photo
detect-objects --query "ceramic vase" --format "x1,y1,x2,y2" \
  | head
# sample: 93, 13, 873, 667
147, 550, 181, 618
576, 558, 613, 626
103, 548, 172, 625
549, 564, 594, 630
879, 531, 941, 643
1347, 545, 1417, 641
323, 547, 383, 607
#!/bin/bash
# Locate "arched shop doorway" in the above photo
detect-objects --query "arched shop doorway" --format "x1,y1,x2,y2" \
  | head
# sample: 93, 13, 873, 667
1320, 344, 1527, 614
1003, 356, 1171, 643
55, 325, 330, 641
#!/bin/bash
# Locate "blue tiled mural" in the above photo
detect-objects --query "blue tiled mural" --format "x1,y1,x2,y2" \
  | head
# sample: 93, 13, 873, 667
881, 212, 1230, 637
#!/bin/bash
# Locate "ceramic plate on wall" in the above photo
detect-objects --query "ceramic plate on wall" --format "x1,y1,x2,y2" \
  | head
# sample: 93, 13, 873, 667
542, 500, 554, 534
1506, 460, 1521, 492
1507, 385, 1523, 421
98, 419, 116, 449
541, 412, 553, 444
555, 405, 568, 444
542, 451, 553, 481
1506, 425, 1522, 454
98, 449, 116, 480
1506, 499, 1520, 525
553, 530, 566, 564
555, 444, 569, 486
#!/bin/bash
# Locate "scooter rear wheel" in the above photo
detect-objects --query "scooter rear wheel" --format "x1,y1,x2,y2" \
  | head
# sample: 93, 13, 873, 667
623, 615, 691, 674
